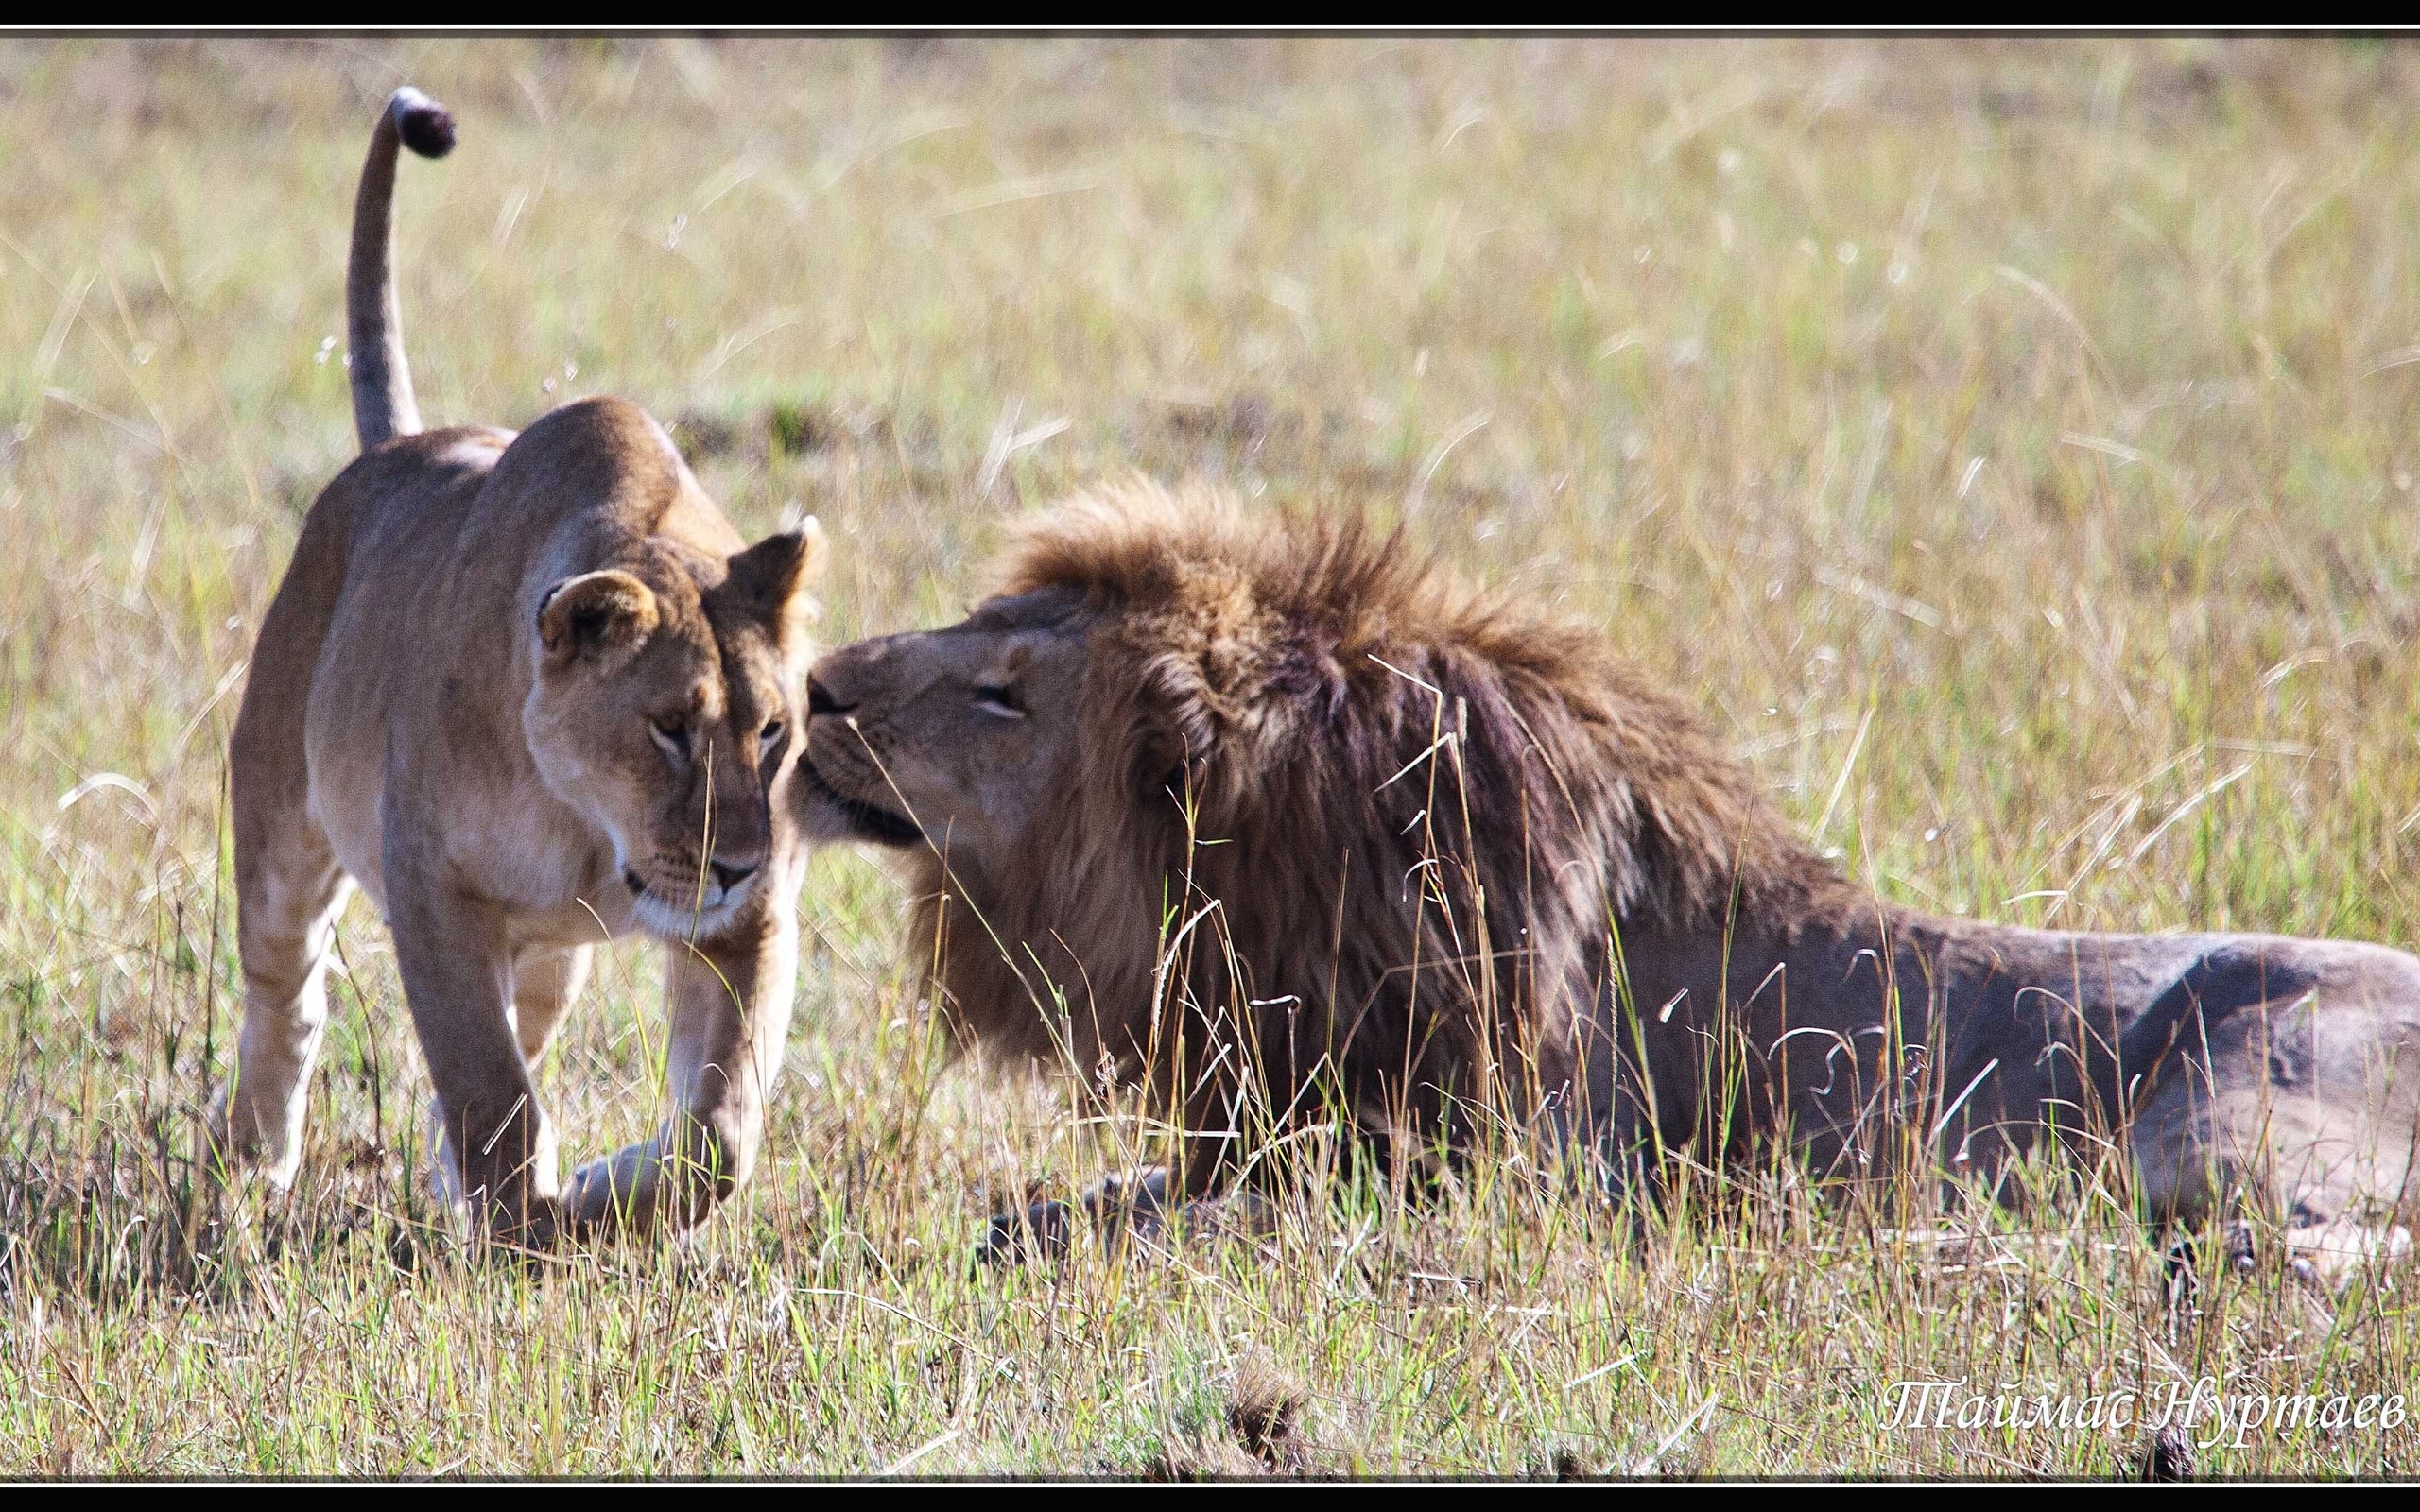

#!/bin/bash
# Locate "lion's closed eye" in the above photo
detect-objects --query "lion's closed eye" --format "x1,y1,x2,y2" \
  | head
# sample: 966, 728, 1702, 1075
974, 684, 1026, 720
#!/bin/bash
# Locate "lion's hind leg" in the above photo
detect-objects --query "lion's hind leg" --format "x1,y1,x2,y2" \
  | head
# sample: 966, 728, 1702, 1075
2129, 952, 2420, 1290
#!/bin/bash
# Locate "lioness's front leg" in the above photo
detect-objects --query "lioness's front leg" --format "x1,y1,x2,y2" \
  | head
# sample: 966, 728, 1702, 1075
386, 868, 562, 1245
565, 858, 802, 1236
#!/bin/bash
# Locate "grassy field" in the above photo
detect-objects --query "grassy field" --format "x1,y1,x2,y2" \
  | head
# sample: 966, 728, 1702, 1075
5, 36, 2420, 1477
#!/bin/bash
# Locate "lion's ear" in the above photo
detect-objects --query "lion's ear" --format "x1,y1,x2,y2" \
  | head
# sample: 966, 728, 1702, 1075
1139, 743, 1202, 810
537, 570, 659, 668
728, 517, 827, 654
1133, 651, 1218, 803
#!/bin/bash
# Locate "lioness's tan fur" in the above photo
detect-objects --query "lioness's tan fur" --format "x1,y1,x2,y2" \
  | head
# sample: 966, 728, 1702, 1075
217, 88, 823, 1242
804, 481, 2420, 1257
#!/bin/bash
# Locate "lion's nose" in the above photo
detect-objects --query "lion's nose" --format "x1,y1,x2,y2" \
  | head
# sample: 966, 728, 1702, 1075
710, 858, 758, 890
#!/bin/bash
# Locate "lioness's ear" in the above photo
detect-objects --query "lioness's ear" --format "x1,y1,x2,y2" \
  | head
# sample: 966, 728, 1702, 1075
537, 570, 659, 667
728, 517, 827, 653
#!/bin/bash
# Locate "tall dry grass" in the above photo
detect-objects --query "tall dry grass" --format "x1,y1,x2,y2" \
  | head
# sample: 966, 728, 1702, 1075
3, 36, 2418, 1475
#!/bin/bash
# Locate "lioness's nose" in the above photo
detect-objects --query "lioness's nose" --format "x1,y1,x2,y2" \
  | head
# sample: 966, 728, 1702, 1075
711, 858, 758, 889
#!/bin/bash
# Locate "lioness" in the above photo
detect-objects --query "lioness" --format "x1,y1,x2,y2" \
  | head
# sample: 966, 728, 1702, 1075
800, 481, 2420, 1264
216, 87, 823, 1243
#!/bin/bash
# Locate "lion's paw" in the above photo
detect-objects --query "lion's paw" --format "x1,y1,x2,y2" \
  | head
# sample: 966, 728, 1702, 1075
977, 1198, 1073, 1268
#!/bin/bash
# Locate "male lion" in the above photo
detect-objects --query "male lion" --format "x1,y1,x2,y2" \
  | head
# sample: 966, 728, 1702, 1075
801, 480, 2420, 1265
216, 87, 823, 1244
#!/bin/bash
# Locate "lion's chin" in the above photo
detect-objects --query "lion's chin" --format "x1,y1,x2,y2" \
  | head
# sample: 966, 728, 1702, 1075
798, 757, 923, 849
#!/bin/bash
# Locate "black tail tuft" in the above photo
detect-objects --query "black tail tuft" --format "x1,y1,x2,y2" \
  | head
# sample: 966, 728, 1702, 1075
395, 94, 456, 159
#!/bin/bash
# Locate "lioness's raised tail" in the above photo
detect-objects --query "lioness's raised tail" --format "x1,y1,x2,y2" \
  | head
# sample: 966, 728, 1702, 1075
347, 86, 456, 449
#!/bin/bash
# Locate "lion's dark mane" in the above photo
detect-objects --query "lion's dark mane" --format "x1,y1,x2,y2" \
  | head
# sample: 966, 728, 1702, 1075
909, 482, 1849, 1177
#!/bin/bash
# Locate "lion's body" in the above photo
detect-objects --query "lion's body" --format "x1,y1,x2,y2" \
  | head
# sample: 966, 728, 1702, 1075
803, 481, 2420, 1248
219, 90, 821, 1241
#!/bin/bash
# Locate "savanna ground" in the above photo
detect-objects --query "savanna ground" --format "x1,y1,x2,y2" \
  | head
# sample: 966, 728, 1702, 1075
4, 36, 2420, 1478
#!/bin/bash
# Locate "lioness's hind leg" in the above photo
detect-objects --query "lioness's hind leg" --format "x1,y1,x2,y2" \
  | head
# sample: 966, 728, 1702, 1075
219, 484, 355, 1189
219, 810, 353, 1188
511, 943, 591, 1068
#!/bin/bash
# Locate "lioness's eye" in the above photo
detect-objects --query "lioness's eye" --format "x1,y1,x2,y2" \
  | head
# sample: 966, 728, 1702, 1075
974, 685, 1025, 719
648, 717, 691, 761
758, 720, 786, 750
